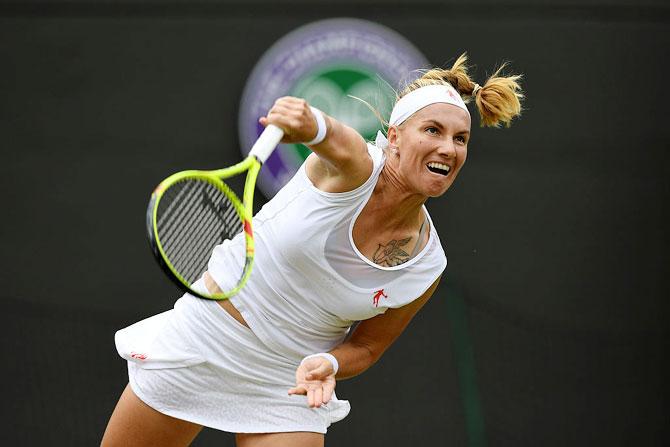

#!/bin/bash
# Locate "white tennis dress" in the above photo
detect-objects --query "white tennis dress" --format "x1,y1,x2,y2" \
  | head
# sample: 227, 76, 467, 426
115, 142, 447, 434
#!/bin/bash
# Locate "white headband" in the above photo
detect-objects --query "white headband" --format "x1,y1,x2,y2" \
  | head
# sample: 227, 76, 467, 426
389, 84, 469, 126
376, 84, 469, 150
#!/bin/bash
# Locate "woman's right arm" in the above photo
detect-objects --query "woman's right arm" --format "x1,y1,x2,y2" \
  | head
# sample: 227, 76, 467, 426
259, 96, 373, 192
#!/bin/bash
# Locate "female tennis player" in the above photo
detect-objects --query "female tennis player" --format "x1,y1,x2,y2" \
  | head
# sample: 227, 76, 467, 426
102, 54, 522, 447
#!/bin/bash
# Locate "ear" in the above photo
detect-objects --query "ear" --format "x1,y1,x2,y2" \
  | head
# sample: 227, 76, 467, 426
387, 125, 400, 148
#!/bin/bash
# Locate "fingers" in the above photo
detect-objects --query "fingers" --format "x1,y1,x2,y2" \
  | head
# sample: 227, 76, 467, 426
306, 386, 325, 408
289, 382, 334, 408
288, 385, 307, 396
266, 99, 305, 124
274, 96, 309, 108
322, 383, 334, 404
307, 388, 314, 408
259, 97, 316, 143
314, 387, 323, 408
289, 384, 323, 408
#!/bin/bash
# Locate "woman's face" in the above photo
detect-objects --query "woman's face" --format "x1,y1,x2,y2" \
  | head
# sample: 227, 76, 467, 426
387, 103, 471, 197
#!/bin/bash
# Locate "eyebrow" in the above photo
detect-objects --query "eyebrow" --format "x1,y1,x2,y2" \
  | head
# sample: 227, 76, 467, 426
421, 119, 444, 129
421, 119, 470, 135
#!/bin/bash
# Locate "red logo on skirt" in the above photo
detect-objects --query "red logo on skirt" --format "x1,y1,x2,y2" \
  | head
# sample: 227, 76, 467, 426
130, 352, 147, 360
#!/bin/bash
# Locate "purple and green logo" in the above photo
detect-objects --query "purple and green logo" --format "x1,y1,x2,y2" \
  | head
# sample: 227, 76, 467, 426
239, 18, 428, 198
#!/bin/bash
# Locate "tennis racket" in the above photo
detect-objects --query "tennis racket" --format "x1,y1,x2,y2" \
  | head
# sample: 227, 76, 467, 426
146, 124, 284, 300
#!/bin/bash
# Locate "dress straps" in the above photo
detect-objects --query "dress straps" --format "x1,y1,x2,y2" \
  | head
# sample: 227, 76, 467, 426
409, 214, 429, 258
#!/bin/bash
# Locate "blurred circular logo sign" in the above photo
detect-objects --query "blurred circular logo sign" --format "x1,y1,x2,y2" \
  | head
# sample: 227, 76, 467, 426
239, 18, 428, 198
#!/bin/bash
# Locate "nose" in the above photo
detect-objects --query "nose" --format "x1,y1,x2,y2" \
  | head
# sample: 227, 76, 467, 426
438, 138, 457, 159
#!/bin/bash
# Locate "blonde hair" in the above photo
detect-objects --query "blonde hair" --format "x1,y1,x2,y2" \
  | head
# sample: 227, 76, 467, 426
399, 53, 524, 128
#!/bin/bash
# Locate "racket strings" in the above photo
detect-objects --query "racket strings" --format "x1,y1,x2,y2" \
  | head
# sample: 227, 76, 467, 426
163, 182, 241, 283
163, 185, 222, 265
177, 191, 239, 280
158, 186, 215, 270
160, 182, 218, 265
156, 179, 243, 284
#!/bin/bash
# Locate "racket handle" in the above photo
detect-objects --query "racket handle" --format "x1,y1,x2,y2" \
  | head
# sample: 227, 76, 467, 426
249, 124, 284, 164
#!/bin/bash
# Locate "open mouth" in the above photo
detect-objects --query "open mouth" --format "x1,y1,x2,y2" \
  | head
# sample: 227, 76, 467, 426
426, 162, 451, 176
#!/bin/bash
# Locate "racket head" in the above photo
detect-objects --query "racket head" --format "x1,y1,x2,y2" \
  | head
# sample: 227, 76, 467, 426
147, 170, 255, 300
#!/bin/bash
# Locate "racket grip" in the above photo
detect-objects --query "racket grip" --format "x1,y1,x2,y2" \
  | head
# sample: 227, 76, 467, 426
249, 124, 284, 164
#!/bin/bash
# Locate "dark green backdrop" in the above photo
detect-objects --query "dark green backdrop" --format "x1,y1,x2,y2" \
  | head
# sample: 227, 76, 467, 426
1, 1, 668, 445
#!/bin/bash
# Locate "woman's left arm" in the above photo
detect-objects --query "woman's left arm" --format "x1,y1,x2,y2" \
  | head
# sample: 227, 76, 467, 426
288, 277, 441, 408
332, 276, 442, 379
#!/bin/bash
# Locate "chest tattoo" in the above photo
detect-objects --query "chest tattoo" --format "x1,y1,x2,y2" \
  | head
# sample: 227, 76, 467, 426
372, 237, 412, 267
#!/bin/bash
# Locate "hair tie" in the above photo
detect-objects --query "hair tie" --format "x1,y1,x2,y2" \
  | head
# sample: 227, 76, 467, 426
472, 83, 482, 97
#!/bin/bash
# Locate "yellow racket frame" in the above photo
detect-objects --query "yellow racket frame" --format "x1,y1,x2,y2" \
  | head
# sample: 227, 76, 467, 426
147, 124, 283, 300
147, 156, 261, 300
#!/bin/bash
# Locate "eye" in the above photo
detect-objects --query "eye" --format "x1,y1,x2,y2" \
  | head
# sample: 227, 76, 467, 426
425, 126, 439, 135
455, 135, 467, 144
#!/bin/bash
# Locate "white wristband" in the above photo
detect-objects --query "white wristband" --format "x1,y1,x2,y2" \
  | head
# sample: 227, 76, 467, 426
305, 106, 327, 146
301, 352, 339, 375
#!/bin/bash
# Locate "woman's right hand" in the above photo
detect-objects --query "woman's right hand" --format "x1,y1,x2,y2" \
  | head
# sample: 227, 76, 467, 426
259, 97, 321, 145
261, 96, 371, 193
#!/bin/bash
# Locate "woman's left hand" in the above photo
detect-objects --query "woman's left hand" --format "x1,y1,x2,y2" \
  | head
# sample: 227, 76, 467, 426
288, 356, 336, 408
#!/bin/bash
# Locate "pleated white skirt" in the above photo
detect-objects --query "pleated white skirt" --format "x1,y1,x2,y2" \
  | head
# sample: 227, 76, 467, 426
115, 282, 350, 434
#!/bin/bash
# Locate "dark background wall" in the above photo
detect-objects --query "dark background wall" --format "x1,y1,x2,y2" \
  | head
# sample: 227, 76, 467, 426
1, 1, 668, 445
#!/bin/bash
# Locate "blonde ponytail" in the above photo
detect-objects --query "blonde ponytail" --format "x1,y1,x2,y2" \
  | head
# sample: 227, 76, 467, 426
399, 53, 524, 128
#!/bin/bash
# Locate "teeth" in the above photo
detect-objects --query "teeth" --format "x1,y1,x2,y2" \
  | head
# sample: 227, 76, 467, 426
427, 162, 451, 173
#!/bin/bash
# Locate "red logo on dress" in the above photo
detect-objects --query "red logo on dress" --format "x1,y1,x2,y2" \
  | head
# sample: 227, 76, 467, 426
130, 352, 147, 361
373, 289, 388, 307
